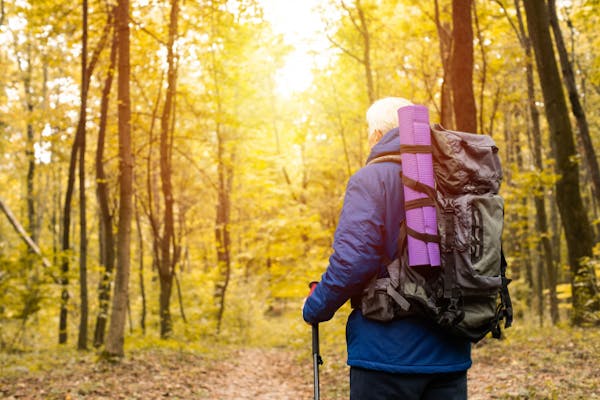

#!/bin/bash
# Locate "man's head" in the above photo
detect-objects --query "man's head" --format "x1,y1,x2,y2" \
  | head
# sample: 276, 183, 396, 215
366, 97, 413, 148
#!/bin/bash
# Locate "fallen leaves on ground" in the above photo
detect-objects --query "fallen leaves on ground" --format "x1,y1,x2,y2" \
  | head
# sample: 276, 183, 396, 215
1, 325, 598, 399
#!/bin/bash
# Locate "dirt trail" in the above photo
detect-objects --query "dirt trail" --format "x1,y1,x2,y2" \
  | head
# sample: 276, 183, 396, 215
201, 347, 312, 400
0, 347, 316, 400
2, 333, 599, 399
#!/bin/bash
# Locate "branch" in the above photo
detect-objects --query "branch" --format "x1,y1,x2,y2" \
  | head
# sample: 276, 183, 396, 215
129, 14, 167, 46
0, 197, 53, 272
493, 0, 525, 48
340, 0, 365, 36
326, 32, 364, 63
86, 9, 113, 81
172, 145, 219, 191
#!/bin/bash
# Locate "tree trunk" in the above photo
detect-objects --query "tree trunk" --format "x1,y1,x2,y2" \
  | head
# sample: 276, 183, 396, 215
26, 92, 36, 245
93, 6, 117, 348
524, 0, 597, 325
450, 0, 477, 132
514, 0, 560, 324
59, 112, 80, 345
158, 0, 179, 339
135, 199, 146, 334
58, 0, 110, 346
105, 0, 133, 357
548, 0, 600, 217
77, 0, 89, 351
472, 0, 487, 134
214, 135, 233, 334
354, 0, 374, 104
434, 0, 453, 128
174, 271, 187, 323
328, 0, 375, 104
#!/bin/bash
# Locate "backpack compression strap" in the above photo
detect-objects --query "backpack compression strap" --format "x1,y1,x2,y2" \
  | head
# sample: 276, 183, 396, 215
367, 150, 440, 244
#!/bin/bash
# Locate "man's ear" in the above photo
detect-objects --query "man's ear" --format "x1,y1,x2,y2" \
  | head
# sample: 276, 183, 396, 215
369, 129, 383, 148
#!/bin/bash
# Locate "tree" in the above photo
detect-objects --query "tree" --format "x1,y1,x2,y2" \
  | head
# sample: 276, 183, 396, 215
327, 0, 375, 104
77, 0, 89, 351
158, 0, 180, 339
523, 0, 598, 325
548, 0, 600, 217
450, 0, 477, 132
93, 5, 117, 348
105, 0, 133, 357
516, 0, 559, 324
433, 0, 454, 128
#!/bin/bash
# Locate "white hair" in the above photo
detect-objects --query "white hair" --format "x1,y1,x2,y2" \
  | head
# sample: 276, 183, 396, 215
366, 97, 413, 140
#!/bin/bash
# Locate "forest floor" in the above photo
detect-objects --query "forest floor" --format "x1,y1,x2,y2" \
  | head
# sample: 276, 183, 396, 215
0, 325, 599, 399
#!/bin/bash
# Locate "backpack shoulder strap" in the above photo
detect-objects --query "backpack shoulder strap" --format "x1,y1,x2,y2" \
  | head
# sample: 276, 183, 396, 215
366, 152, 402, 166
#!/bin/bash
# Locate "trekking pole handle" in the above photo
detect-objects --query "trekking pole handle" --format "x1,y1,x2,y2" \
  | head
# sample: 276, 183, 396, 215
307, 282, 321, 359
307, 281, 323, 400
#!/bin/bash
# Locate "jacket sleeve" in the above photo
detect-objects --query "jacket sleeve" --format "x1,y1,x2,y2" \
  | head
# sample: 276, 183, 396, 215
303, 169, 385, 324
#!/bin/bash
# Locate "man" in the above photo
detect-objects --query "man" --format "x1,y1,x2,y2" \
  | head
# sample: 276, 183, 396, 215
303, 97, 471, 399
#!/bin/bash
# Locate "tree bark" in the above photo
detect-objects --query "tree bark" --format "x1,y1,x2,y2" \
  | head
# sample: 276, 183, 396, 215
524, 0, 596, 325
135, 199, 146, 334
548, 0, 600, 219
174, 271, 187, 323
77, 0, 89, 351
93, 6, 117, 348
450, 0, 477, 132
59, 110, 80, 345
25, 73, 36, 246
214, 134, 233, 334
105, 0, 133, 357
434, 0, 454, 128
472, 0, 487, 134
158, 0, 180, 339
514, 0, 559, 324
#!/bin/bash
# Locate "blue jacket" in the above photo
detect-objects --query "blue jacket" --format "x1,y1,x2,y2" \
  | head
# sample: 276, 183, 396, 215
303, 128, 471, 373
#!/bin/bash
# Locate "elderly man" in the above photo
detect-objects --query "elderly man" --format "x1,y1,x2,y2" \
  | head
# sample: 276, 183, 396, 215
303, 97, 471, 400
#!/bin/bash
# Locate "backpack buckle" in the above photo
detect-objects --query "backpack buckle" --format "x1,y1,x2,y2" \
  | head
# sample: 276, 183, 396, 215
444, 205, 455, 213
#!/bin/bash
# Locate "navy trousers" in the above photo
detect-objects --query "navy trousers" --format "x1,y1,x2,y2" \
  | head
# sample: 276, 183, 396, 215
350, 367, 468, 400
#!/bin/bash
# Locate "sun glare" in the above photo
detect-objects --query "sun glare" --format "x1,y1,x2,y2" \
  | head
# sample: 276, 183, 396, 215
259, 0, 331, 97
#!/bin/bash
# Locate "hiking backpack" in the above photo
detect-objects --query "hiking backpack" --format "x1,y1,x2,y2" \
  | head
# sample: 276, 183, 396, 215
358, 114, 513, 343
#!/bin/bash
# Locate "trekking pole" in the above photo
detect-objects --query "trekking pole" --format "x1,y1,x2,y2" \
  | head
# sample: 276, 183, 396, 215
308, 281, 323, 400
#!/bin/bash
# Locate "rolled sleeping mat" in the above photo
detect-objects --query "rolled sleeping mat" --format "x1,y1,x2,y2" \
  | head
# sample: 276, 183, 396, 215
398, 105, 440, 267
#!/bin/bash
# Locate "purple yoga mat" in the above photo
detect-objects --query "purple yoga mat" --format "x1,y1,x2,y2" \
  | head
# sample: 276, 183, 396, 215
398, 105, 441, 267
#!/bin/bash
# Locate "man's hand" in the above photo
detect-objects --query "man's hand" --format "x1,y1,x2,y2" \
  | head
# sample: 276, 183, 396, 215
303, 281, 319, 324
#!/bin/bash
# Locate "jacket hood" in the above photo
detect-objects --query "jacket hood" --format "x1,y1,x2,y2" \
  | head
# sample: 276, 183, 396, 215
366, 127, 400, 164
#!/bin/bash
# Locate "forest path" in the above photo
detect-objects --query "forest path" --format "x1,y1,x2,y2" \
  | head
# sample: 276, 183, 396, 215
200, 347, 312, 400
2, 327, 599, 399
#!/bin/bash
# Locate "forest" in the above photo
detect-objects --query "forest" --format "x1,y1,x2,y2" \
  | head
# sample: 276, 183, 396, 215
1, 0, 599, 399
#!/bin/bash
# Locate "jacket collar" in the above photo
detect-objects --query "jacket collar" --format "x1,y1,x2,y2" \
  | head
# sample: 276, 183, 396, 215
366, 127, 400, 165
